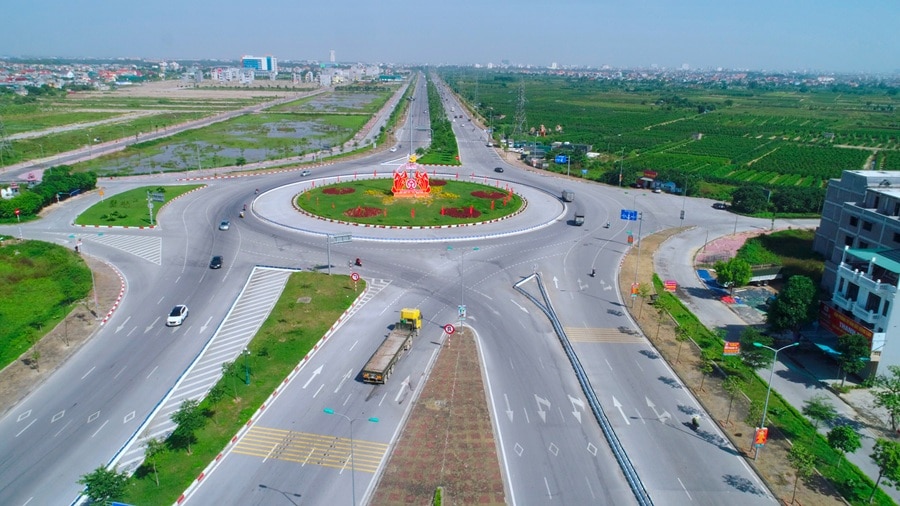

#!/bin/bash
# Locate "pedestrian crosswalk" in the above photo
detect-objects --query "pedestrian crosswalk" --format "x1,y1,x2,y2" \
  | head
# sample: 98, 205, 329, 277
85, 233, 162, 265
233, 425, 388, 473
565, 327, 646, 344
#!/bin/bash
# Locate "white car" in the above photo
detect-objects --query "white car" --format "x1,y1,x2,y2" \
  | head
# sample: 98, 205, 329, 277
300, 170, 311, 177
390, 146, 398, 152
167, 305, 189, 326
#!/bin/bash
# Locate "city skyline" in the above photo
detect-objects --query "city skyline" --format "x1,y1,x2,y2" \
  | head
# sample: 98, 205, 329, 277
3, 0, 898, 74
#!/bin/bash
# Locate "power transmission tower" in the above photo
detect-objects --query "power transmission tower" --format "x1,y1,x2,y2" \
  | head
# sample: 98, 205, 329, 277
513, 82, 527, 139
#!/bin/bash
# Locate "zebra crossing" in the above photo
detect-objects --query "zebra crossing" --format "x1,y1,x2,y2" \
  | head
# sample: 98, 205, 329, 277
565, 326, 646, 345
83, 233, 163, 265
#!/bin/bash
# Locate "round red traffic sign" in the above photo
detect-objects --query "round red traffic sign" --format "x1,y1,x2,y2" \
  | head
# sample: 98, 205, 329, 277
14, 208, 20, 216
350, 272, 360, 281
444, 323, 456, 335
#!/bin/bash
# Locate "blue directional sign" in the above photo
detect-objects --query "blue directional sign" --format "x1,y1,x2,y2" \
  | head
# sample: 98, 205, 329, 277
554, 155, 568, 164
620, 209, 639, 221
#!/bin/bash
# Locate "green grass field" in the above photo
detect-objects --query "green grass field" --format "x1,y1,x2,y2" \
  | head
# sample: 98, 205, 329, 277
296, 178, 523, 225
0, 240, 92, 370
74, 185, 203, 227
120, 271, 362, 505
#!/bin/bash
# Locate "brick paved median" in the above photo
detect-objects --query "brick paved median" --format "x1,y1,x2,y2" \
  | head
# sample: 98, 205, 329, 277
371, 327, 505, 505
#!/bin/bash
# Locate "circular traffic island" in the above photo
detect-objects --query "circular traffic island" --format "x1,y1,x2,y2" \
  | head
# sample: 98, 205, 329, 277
296, 177, 524, 227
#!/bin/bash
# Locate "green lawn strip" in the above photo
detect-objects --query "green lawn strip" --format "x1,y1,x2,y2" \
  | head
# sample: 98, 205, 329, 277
121, 272, 364, 505
296, 178, 522, 226
75, 185, 203, 227
0, 240, 92, 369
650, 275, 892, 505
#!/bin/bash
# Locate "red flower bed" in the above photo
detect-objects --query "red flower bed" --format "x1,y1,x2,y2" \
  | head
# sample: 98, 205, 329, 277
444, 207, 482, 218
323, 187, 356, 195
345, 206, 383, 218
471, 191, 506, 199
430, 179, 447, 186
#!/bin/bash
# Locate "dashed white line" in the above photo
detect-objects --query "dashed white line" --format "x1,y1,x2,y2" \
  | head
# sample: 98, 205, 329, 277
81, 366, 96, 380
147, 365, 159, 379
313, 384, 324, 398
114, 366, 127, 379
677, 477, 692, 501
53, 420, 72, 438
91, 420, 109, 438
15, 419, 36, 437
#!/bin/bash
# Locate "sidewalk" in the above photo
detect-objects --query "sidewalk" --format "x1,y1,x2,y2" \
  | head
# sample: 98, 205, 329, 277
656, 225, 900, 503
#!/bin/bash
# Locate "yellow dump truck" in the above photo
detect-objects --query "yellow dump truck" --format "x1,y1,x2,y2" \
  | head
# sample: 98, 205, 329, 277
361, 308, 422, 384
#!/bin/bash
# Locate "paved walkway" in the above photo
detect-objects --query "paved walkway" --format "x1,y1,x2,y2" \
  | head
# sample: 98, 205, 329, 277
655, 224, 900, 503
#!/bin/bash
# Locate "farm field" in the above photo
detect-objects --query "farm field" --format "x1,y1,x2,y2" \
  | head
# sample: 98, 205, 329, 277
440, 70, 898, 196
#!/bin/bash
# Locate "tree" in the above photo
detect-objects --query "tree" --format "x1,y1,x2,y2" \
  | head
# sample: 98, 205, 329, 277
78, 465, 129, 504
674, 325, 690, 363
873, 365, 900, 431
802, 394, 837, 429
731, 185, 769, 214
739, 327, 774, 370
827, 424, 861, 468
713, 257, 752, 292
870, 438, 900, 503
144, 437, 166, 486
837, 333, 870, 387
698, 352, 715, 391
722, 375, 744, 425
787, 443, 816, 505
767, 275, 818, 335
170, 398, 205, 454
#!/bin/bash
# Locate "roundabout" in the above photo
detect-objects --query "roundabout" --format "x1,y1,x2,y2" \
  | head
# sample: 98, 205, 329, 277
250, 170, 568, 242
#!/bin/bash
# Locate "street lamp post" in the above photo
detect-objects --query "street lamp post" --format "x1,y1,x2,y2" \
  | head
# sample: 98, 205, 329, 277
242, 348, 251, 385
323, 408, 379, 506
631, 211, 644, 307
448, 246, 479, 326
618, 147, 625, 187
752, 341, 800, 459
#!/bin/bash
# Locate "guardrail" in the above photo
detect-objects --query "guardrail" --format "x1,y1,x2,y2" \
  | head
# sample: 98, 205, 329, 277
513, 272, 653, 506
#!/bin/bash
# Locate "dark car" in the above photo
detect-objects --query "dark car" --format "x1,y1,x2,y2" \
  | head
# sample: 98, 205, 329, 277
494, 167, 504, 173
209, 255, 223, 269
712, 202, 728, 210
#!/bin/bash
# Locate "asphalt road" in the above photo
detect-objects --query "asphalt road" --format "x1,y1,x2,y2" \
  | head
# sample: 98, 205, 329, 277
0, 74, 780, 505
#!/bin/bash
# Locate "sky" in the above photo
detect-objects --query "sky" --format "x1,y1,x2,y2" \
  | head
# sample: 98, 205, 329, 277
3, 0, 899, 74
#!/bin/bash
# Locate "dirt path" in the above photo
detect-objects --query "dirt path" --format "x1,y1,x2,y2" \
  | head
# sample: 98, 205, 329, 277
371, 327, 505, 505
0, 253, 123, 418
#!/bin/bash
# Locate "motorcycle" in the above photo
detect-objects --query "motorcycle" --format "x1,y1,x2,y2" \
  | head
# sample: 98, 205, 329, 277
604, 221, 611, 229
590, 269, 596, 277
239, 211, 245, 219
690, 415, 700, 431
354, 258, 362, 267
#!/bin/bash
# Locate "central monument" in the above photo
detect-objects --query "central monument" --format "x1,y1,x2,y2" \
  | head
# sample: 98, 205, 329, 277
391, 155, 431, 198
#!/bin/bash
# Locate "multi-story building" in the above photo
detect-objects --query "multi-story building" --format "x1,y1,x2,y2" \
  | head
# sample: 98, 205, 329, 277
241, 55, 278, 74
813, 170, 900, 375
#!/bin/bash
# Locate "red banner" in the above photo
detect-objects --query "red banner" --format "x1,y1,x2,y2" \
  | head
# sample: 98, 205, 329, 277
819, 302, 873, 341
723, 341, 740, 356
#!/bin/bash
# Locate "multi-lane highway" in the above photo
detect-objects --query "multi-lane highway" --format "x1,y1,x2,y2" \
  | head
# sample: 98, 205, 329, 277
0, 72, 780, 505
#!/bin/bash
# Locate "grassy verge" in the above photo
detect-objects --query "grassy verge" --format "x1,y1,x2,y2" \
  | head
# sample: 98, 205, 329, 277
296, 178, 523, 225
74, 185, 203, 227
120, 271, 364, 505
650, 275, 893, 505
0, 240, 92, 369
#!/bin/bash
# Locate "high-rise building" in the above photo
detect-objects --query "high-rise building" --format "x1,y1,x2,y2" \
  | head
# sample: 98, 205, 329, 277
241, 55, 278, 73
330, 50, 336, 63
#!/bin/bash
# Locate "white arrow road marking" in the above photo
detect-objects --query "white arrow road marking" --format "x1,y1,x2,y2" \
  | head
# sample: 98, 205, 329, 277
510, 300, 529, 313
604, 283, 613, 291
394, 376, 411, 403
612, 396, 630, 425
568, 395, 586, 424
115, 316, 131, 333
645, 397, 671, 423
534, 394, 550, 423
504, 394, 514, 422
145, 317, 160, 333
334, 369, 352, 393
200, 316, 212, 333
577, 278, 586, 290
303, 365, 323, 389
553, 276, 559, 289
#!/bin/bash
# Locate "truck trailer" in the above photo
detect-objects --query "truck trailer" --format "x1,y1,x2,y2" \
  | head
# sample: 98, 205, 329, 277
361, 308, 422, 384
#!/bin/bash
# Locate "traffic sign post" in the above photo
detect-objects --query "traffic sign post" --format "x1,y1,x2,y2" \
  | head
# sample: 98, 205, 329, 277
444, 323, 456, 335
620, 209, 638, 221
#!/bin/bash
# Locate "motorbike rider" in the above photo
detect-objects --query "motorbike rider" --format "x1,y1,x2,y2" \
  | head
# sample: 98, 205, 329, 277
691, 415, 700, 430
355, 257, 362, 266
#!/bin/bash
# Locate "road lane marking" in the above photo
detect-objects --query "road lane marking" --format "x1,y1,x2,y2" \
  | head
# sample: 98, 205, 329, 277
127, 327, 137, 337
15, 419, 36, 437
114, 366, 127, 379
17, 410, 31, 422
51, 410, 64, 423
313, 384, 324, 398
302, 365, 323, 389
147, 365, 159, 379
124, 411, 135, 423
53, 420, 72, 437
91, 420, 109, 438
87, 411, 100, 423
81, 366, 96, 380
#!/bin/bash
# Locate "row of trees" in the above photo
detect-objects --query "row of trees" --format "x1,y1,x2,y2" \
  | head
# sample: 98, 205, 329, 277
1, 166, 97, 220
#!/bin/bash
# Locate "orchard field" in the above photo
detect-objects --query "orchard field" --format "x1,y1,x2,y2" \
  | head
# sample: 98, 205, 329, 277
440, 69, 898, 198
